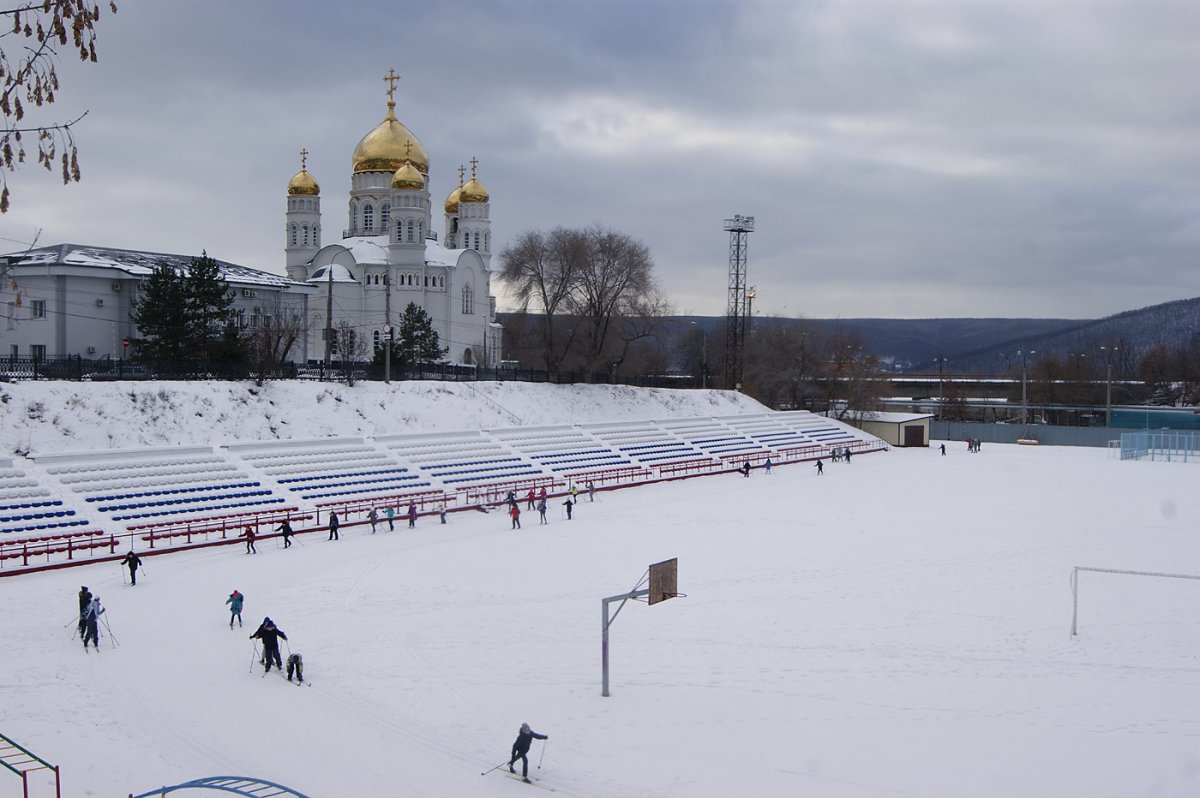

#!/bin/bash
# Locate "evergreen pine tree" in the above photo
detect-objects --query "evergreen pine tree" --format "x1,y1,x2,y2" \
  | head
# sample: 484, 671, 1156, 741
185, 252, 236, 359
130, 262, 189, 362
398, 302, 447, 366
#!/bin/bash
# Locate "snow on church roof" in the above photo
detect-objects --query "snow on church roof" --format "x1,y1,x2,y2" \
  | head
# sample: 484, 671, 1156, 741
4, 243, 301, 289
339, 235, 476, 269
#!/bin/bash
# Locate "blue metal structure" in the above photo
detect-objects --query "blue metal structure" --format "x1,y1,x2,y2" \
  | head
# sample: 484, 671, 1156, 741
128, 776, 310, 798
1120, 430, 1200, 462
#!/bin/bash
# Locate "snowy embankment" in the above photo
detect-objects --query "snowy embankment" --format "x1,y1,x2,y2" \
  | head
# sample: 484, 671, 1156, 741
0, 380, 767, 456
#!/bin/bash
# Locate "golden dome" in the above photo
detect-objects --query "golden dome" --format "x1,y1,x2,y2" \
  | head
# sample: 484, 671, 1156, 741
391, 160, 424, 190
460, 176, 489, 204
444, 185, 461, 215
352, 100, 429, 175
287, 169, 319, 196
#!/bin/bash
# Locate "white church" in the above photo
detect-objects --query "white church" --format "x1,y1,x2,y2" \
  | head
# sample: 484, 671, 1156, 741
285, 70, 502, 367
0, 70, 501, 369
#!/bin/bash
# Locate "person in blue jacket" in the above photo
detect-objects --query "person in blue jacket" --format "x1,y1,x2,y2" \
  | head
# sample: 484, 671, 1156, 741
508, 723, 549, 782
226, 589, 244, 628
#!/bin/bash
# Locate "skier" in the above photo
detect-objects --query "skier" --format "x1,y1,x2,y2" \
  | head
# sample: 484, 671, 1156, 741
510, 503, 522, 530
121, 550, 142, 585
815, 459, 824, 475
242, 526, 257, 554
385, 505, 395, 531
505, 490, 517, 510
507, 723, 549, 783
538, 486, 547, 503
526, 488, 536, 510
538, 497, 548, 525
407, 502, 417, 529
563, 496, 574, 520
742, 461, 751, 478
81, 594, 104, 649
77, 586, 92, 638
439, 504, 447, 524
369, 507, 378, 534
328, 511, 340, 541
278, 519, 293, 548
587, 481, 595, 502
226, 589, 244, 628
286, 652, 304, 684
844, 448, 852, 463
764, 457, 772, 474
250, 617, 288, 673
569, 484, 579, 502
939, 443, 946, 456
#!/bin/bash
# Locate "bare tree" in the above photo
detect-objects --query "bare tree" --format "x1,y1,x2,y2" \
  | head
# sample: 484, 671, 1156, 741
333, 319, 367, 385
1, 0, 118, 213
497, 228, 586, 375
743, 318, 823, 409
567, 227, 656, 379
244, 295, 307, 386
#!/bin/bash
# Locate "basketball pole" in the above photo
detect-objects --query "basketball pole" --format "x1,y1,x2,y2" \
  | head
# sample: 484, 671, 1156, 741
601, 587, 649, 697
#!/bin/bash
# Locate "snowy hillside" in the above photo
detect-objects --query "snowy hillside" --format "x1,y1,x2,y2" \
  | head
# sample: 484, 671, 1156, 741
0, 381, 767, 457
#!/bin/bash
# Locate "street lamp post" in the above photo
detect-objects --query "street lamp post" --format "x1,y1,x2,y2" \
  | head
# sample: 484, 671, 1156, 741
933, 355, 949, 418
1101, 345, 1119, 427
1019, 349, 1035, 425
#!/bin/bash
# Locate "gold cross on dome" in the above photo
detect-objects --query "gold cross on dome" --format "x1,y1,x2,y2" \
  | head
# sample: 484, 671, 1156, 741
299, 148, 309, 170
404, 141, 413, 158
458, 164, 466, 187
383, 68, 400, 101
470, 156, 479, 178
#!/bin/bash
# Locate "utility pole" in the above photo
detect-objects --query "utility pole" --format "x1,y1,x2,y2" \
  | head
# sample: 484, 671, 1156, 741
384, 273, 392, 384
1019, 349, 1035, 425
1101, 345, 1118, 427
322, 264, 334, 380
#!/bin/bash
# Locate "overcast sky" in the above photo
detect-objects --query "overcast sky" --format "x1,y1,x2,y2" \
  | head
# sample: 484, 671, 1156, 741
3, 0, 1198, 319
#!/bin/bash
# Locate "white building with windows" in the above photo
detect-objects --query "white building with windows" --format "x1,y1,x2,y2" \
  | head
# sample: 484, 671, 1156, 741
0, 245, 312, 364
285, 73, 502, 367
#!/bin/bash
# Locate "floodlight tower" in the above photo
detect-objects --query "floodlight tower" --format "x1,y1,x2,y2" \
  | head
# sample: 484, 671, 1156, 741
723, 214, 755, 390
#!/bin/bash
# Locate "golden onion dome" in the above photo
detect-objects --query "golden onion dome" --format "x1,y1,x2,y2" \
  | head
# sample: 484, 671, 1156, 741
287, 168, 319, 196
352, 100, 430, 175
460, 176, 489, 204
391, 160, 424, 190
444, 185, 462, 215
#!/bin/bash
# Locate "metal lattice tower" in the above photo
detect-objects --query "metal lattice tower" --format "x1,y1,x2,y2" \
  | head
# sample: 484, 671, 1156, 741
723, 214, 755, 390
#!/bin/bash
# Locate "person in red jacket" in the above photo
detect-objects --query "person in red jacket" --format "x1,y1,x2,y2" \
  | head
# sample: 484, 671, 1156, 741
509, 504, 521, 530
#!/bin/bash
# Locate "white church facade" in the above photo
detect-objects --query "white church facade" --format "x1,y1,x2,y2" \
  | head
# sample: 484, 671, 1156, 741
285, 70, 502, 367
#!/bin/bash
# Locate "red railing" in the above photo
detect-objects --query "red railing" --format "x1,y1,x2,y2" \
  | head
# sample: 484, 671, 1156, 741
457, 476, 560, 507
0, 530, 114, 568
654, 458, 723, 479
131, 507, 309, 548
314, 490, 451, 527
563, 465, 653, 488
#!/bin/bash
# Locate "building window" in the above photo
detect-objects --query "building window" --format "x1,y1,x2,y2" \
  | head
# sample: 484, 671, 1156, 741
439, 276, 444, 288
424, 275, 429, 287
418, 221, 424, 241
363, 203, 375, 232
30, 344, 46, 360
290, 225, 298, 246
301, 225, 309, 246
484, 232, 490, 252
313, 225, 319, 246
462, 283, 474, 315
9, 344, 17, 359
31, 299, 46, 319
406, 219, 415, 243
381, 203, 390, 227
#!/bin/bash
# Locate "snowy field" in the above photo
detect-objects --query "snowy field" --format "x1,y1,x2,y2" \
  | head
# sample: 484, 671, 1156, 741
1, 432, 1197, 797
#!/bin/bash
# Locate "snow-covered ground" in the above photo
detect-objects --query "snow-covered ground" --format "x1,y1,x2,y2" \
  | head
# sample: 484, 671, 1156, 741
1, 410, 1196, 797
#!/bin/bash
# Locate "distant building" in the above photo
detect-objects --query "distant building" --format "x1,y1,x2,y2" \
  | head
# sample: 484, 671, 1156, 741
843, 411, 933, 447
283, 70, 502, 367
0, 244, 312, 362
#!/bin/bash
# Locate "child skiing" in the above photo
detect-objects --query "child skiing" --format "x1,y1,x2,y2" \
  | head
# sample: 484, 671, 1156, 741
407, 502, 417, 529
286, 653, 304, 684
81, 595, 104, 649
277, 519, 293, 548
242, 526, 257, 554
328, 511, 340, 541
815, 459, 824, 475
250, 617, 288, 673
563, 496, 574, 520
77, 586, 92, 638
510, 503, 522, 530
121, 550, 142, 585
369, 507, 378, 533
226, 590, 244, 628
508, 723, 549, 783
385, 505, 395, 531
538, 497, 547, 525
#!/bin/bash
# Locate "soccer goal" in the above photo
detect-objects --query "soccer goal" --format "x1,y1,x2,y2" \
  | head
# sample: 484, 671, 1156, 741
1070, 566, 1200, 636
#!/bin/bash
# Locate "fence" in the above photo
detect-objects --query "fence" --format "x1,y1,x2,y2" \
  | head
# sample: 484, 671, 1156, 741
1118, 430, 1200, 462
933, 421, 1150, 448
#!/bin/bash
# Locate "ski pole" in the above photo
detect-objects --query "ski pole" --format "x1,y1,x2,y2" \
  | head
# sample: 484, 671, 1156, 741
480, 761, 511, 776
249, 642, 260, 673
538, 739, 548, 770
120, 565, 127, 585
101, 614, 119, 647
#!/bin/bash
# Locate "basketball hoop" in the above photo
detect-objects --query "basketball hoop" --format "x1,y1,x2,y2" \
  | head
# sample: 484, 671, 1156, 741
601, 557, 683, 696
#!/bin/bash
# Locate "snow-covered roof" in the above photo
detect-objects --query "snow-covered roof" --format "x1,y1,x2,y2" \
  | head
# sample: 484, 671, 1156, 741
4, 243, 302, 289
307, 264, 358, 284
338, 235, 471, 269
854, 411, 935, 423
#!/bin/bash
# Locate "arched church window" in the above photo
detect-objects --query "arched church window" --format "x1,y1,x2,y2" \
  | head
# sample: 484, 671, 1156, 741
313, 226, 320, 247
381, 203, 390, 227
439, 275, 444, 288
406, 219, 415, 243
418, 221, 424, 241
290, 225, 297, 246
462, 283, 474, 315
484, 232, 490, 252
363, 203, 375, 233
473, 231, 481, 250
301, 225, 309, 246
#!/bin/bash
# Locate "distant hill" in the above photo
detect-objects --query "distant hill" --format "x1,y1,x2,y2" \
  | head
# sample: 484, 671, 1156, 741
498, 296, 1200, 375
